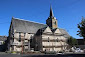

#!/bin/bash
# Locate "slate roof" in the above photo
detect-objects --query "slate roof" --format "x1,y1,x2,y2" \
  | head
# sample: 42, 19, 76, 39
0, 36, 7, 41
12, 18, 47, 33
59, 29, 70, 38
11, 18, 70, 38
39, 27, 70, 38
51, 28, 70, 38
51, 28, 57, 33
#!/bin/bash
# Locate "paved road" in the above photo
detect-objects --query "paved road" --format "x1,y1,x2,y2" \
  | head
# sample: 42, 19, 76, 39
22, 54, 85, 57
0, 54, 85, 57
0, 54, 21, 57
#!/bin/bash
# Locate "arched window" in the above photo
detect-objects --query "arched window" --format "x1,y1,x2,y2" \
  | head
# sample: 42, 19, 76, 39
30, 35, 33, 40
48, 37, 50, 42
54, 21, 56, 25
19, 32, 21, 42
24, 33, 26, 38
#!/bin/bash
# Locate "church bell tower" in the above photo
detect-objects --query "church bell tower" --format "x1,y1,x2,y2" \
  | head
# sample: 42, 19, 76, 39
46, 6, 58, 29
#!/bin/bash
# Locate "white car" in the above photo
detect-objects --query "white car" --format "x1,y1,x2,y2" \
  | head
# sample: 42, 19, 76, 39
74, 48, 83, 53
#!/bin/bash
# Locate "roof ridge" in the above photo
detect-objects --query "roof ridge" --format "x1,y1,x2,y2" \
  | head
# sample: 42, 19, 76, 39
13, 17, 47, 25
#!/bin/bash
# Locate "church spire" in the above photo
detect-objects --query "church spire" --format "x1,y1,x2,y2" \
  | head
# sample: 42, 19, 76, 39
46, 5, 58, 29
49, 5, 54, 18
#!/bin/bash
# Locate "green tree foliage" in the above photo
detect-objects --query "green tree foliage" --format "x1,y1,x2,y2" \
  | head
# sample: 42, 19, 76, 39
77, 17, 85, 39
67, 36, 78, 47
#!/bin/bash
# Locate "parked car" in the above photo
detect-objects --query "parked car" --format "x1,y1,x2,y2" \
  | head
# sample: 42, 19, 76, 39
74, 48, 83, 53
70, 46, 83, 53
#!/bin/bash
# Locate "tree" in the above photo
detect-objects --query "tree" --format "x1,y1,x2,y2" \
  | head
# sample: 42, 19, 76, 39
77, 17, 85, 40
67, 36, 78, 47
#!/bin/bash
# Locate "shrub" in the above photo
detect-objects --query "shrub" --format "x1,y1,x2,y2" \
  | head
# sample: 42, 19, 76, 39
11, 51, 16, 54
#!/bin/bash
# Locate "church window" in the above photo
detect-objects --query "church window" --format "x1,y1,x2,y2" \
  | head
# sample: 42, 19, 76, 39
30, 35, 33, 39
24, 33, 26, 38
48, 37, 50, 42
54, 21, 56, 25
19, 32, 21, 42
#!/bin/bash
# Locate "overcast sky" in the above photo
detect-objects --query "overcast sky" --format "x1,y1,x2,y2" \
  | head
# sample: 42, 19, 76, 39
0, 0, 85, 39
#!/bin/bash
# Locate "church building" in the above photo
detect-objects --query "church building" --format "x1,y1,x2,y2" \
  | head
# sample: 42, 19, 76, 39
8, 6, 70, 52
